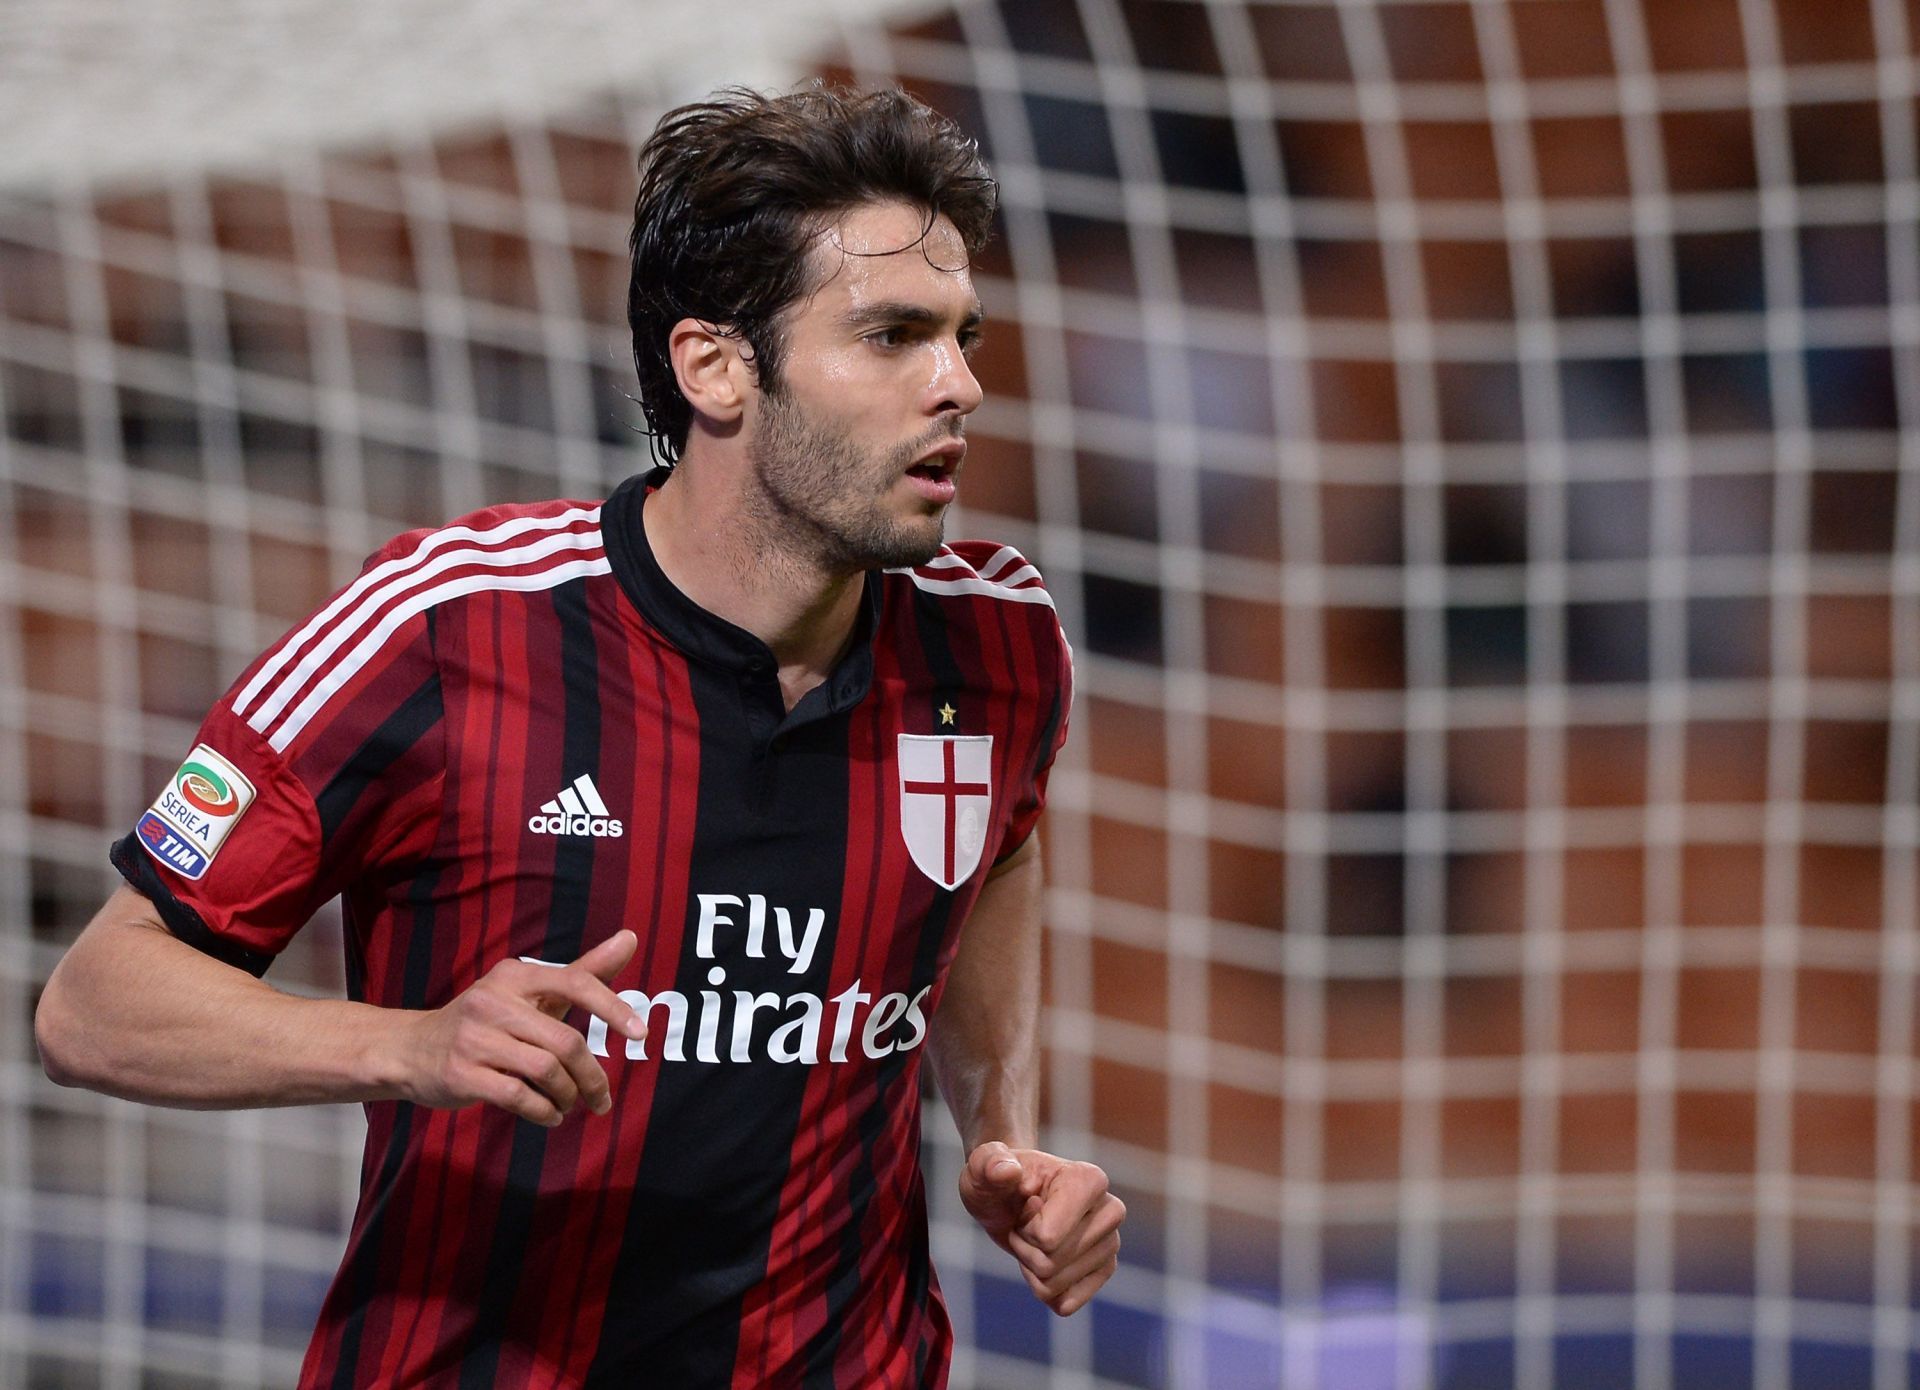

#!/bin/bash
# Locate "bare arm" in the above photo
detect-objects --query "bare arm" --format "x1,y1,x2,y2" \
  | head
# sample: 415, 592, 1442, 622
927, 831, 1043, 1150
928, 832, 1124, 1316
35, 885, 644, 1126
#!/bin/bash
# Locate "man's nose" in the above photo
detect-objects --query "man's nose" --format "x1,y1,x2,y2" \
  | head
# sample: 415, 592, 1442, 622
932, 340, 983, 416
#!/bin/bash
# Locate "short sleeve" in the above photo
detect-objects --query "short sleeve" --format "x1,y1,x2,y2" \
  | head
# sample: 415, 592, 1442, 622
996, 613, 1073, 863
111, 535, 446, 975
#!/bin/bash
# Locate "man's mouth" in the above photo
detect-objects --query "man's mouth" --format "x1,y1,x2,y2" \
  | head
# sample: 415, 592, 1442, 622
903, 441, 964, 503
905, 440, 965, 482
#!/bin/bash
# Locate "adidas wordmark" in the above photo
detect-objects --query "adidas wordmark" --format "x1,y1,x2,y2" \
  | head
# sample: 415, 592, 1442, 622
528, 773, 624, 838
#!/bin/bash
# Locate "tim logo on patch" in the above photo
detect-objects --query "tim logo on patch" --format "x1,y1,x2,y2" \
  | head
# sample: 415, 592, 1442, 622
137, 745, 256, 881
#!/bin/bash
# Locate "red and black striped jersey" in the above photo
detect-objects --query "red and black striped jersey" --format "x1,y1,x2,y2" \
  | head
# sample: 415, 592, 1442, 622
110, 469, 1072, 1389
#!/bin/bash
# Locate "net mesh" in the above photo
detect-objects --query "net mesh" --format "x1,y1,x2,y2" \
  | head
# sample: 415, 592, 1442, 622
4, 1, 1919, 1386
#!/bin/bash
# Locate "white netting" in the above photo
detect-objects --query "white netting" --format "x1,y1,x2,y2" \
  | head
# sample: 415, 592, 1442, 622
0, 0, 950, 189
4, 1, 1918, 1387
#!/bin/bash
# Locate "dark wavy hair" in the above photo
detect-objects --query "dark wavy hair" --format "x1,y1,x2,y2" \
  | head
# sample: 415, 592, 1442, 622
627, 85, 997, 463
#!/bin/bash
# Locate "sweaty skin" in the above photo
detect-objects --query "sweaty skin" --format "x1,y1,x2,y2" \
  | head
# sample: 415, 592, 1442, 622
642, 201, 984, 711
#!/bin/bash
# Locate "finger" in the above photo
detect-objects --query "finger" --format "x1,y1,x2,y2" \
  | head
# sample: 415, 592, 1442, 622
479, 1032, 584, 1115
573, 929, 638, 983
1049, 1250, 1120, 1317
965, 1141, 1026, 1194
508, 959, 644, 1041
1019, 1164, 1114, 1252
1011, 1190, 1126, 1270
1022, 1230, 1120, 1303
474, 1067, 563, 1128
503, 1006, 612, 1115
1009, 1204, 1110, 1283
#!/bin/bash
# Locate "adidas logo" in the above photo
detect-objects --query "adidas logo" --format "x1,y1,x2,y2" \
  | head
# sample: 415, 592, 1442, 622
527, 774, 624, 838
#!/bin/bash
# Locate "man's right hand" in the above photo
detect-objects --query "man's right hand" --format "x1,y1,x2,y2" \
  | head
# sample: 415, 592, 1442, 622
393, 930, 644, 1127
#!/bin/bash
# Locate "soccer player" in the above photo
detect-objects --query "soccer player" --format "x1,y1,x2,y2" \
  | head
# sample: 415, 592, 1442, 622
34, 85, 1123, 1386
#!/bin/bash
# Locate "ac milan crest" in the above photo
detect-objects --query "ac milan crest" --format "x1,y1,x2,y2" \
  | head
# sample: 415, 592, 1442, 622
898, 734, 993, 890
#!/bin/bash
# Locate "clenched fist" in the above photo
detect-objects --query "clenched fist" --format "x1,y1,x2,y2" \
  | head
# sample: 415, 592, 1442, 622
959, 1141, 1124, 1316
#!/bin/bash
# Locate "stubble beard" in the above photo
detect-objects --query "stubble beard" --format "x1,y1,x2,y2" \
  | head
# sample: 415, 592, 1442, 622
745, 384, 954, 573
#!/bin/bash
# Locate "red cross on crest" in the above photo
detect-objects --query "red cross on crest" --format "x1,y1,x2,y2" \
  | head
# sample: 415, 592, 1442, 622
898, 734, 993, 890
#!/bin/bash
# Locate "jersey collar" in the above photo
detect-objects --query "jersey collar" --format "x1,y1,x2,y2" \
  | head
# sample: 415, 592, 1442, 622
602, 468, 880, 714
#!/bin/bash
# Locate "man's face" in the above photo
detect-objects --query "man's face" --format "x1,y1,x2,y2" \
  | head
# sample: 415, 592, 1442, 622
742, 200, 984, 572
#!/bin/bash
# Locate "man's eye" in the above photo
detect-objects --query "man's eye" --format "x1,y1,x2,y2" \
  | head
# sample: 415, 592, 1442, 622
959, 331, 984, 356
868, 327, 907, 347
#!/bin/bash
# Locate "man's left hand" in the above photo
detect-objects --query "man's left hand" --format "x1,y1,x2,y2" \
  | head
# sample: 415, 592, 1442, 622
958, 1141, 1125, 1316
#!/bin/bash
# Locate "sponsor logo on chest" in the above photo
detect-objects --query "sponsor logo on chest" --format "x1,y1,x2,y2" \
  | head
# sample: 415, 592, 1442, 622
137, 744, 256, 880
527, 891, 930, 1068
517, 734, 1000, 1067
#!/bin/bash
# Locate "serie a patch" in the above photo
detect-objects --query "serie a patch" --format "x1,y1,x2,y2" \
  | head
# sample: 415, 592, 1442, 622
135, 744, 257, 880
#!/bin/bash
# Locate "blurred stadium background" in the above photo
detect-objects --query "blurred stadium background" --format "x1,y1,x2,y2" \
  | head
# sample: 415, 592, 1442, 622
4, 0, 1918, 1386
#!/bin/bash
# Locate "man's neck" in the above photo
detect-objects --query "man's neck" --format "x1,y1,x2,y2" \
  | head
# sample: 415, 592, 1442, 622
640, 461, 866, 698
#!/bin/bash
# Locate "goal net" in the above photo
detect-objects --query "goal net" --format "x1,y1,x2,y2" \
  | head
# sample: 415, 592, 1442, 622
4, 1, 1917, 1387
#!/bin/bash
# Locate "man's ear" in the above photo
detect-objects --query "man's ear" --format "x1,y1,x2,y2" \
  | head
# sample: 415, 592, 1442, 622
667, 318, 751, 428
